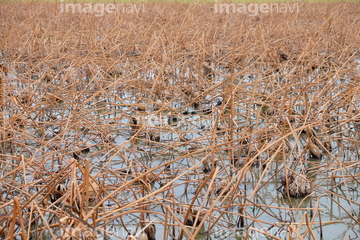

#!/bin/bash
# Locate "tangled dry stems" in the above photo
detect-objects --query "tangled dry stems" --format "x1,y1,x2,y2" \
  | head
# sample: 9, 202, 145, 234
0, 1, 360, 239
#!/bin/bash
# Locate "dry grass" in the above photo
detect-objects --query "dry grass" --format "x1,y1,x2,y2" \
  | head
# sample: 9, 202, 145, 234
0, 1, 360, 239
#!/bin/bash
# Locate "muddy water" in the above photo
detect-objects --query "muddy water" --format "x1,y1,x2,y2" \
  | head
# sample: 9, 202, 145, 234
1, 71, 359, 240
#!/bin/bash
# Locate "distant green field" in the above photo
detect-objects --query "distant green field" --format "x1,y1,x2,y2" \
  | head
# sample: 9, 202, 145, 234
1, 0, 358, 3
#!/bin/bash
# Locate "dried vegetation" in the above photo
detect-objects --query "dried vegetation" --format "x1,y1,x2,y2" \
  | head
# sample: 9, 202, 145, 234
0, 1, 360, 239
